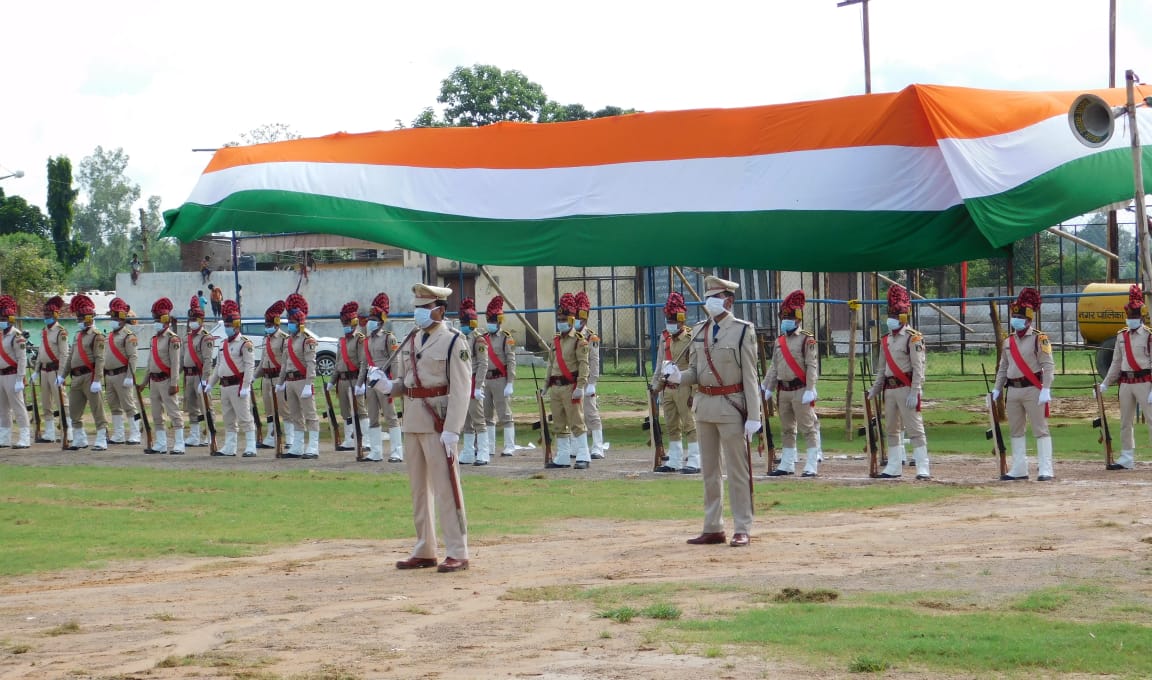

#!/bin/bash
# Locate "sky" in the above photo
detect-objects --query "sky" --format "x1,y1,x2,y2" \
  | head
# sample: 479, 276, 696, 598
3, 0, 1152, 220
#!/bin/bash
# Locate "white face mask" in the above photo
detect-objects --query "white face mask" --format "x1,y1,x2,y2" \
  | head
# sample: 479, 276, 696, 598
1010, 317, 1028, 332
414, 307, 434, 329
704, 297, 727, 318
1127, 318, 1142, 330
665, 323, 680, 334
886, 318, 902, 332
780, 319, 797, 333
188, 321, 200, 331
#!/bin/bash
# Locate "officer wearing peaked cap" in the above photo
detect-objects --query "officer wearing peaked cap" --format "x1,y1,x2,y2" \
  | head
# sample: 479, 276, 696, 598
661, 276, 761, 548
370, 282, 472, 573
1099, 284, 1152, 471
764, 290, 821, 477
993, 288, 1055, 480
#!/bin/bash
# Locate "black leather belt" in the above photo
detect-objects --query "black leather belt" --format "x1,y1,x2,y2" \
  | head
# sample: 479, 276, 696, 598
149, 372, 171, 382
220, 375, 244, 387
1007, 377, 1041, 388
104, 366, 128, 376
778, 378, 805, 391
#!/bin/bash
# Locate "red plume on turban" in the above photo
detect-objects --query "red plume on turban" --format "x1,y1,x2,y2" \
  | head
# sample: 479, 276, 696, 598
458, 297, 477, 320
265, 300, 285, 322
188, 295, 205, 319
0, 295, 16, 317
780, 290, 806, 319
1011, 287, 1041, 319
340, 301, 359, 321
486, 296, 504, 320
371, 292, 390, 317
221, 299, 241, 323
1125, 284, 1145, 315
108, 297, 130, 320
285, 293, 308, 321
151, 297, 173, 318
886, 285, 911, 315
43, 295, 65, 316
664, 292, 686, 321
70, 294, 95, 316
558, 293, 578, 316
574, 291, 591, 319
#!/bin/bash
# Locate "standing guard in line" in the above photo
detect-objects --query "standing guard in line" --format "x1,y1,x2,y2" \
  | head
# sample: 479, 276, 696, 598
764, 290, 821, 477
660, 276, 760, 548
103, 298, 141, 446
207, 300, 257, 457
651, 292, 700, 473
145, 298, 185, 455
457, 298, 490, 465
867, 285, 930, 480
63, 294, 108, 451
574, 291, 610, 459
0, 296, 31, 449
364, 293, 404, 462
35, 296, 69, 443
277, 293, 320, 459
1099, 284, 1152, 470
182, 296, 214, 448
992, 287, 1056, 481
258, 301, 290, 450
545, 293, 591, 469
331, 301, 369, 453
481, 296, 519, 456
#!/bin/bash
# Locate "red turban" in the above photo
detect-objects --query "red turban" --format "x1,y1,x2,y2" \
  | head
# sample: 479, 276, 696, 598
188, 295, 205, 319
887, 285, 911, 315
340, 301, 359, 322
459, 297, 477, 321
70, 294, 95, 317
151, 297, 174, 319
781, 290, 806, 319
558, 293, 578, 316
486, 296, 504, 320
371, 292, 390, 317
43, 295, 65, 316
265, 300, 285, 322
285, 293, 308, 321
574, 291, 591, 319
0, 295, 16, 318
1125, 284, 1144, 313
1011, 288, 1041, 318
664, 292, 686, 321
221, 299, 241, 323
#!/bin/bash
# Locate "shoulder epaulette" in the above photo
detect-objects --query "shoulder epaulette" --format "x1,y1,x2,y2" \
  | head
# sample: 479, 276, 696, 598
799, 329, 814, 337
501, 329, 514, 338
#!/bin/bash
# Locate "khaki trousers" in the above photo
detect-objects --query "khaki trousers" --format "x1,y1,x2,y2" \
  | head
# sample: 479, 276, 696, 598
1118, 381, 1152, 450
284, 379, 319, 431
149, 377, 183, 429
697, 420, 753, 535
883, 385, 926, 448
103, 372, 138, 417
582, 392, 602, 430
779, 388, 817, 449
404, 432, 468, 560
183, 373, 204, 420
335, 380, 366, 419
69, 372, 107, 430
365, 386, 401, 429
483, 375, 514, 428
0, 374, 29, 429
39, 369, 67, 420
463, 394, 485, 434
548, 383, 585, 436
220, 384, 255, 433
1006, 385, 1049, 439
661, 384, 696, 443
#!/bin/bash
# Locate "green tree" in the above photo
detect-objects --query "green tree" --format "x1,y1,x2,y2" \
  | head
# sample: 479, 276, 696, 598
0, 189, 49, 238
437, 64, 547, 127
142, 196, 180, 272
70, 147, 141, 290
46, 155, 85, 270
224, 123, 302, 147
538, 102, 592, 123
410, 107, 449, 128
0, 233, 66, 313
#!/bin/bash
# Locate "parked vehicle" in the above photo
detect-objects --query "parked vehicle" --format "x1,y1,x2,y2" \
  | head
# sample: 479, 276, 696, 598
206, 320, 340, 377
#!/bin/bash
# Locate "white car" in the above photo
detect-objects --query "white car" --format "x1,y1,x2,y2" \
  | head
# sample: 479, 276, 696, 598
206, 320, 341, 377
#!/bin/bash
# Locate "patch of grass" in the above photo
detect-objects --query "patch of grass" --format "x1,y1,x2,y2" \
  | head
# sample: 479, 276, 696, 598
44, 621, 80, 636
642, 603, 682, 620
773, 587, 839, 603
149, 611, 177, 621
596, 606, 639, 623
848, 656, 891, 673
598, 630, 612, 639
155, 651, 258, 669
1011, 587, 1074, 613
402, 605, 430, 615
703, 646, 723, 658
500, 585, 585, 602
9, 643, 30, 654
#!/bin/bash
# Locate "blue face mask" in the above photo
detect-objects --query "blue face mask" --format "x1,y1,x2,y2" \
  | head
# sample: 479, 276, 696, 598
780, 319, 797, 333
265, 325, 276, 335
1127, 318, 1143, 330
576, 320, 586, 331
45, 318, 55, 326
413, 307, 434, 329
557, 321, 571, 333
366, 319, 380, 334
462, 325, 473, 335
285, 322, 299, 334
188, 321, 200, 331
0, 322, 9, 331
1010, 317, 1027, 332
666, 323, 680, 334
487, 323, 499, 334
342, 326, 353, 335
153, 321, 165, 333
886, 318, 902, 332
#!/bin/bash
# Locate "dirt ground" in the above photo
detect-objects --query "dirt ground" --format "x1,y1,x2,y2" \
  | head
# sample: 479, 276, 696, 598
1, 440, 1150, 680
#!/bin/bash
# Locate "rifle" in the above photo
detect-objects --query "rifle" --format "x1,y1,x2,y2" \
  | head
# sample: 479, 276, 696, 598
639, 358, 667, 471
857, 359, 881, 478
271, 382, 284, 458
132, 378, 153, 452
348, 380, 364, 460
756, 332, 776, 472
27, 368, 41, 444
322, 380, 341, 452
982, 363, 1008, 477
202, 388, 218, 452
864, 352, 888, 466
530, 360, 553, 466
1089, 358, 1114, 469
251, 381, 263, 444
58, 381, 70, 450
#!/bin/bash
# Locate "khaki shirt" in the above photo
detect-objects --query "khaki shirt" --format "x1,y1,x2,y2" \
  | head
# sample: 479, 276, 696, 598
480, 329, 517, 381
367, 328, 402, 376
870, 326, 926, 393
651, 326, 693, 389
994, 327, 1055, 390
211, 333, 257, 391
467, 331, 489, 392
183, 328, 215, 375
678, 313, 762, 423
148, 329, 182, 377
0, 328, 27, 375
580, 325, 600, 386
1103, 325, 1152, 387
278, 329, 318, 383
262, 330, 289, 376
336, 331, 368, 384
392, 322, 471, 434
104, 326, 138, 372
65, 326, 106, 376
765, 330, 819, 389
38, 324, 70, 371
546, 329, 589, 390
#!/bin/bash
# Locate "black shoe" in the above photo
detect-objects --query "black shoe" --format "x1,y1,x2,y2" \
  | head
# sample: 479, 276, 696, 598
1036, 475, 1053, 481
256, 442, 274, 449
768, 469, 794, 477
545, 462, 570, 469
801, 472, 817, 478
473, 460, 489, 466
281, 452, 303, 459
680, 466, 701, 474
143, 448, 165, 455
169, 450, 185, 455
654, 465, 678, 473
108, 439, 125, 445
915, 474, 931, 481
573, 460, 590, 470
591, 452, 605, 460
1106, 463, 1129, 470
189, 442, 208, 448
210, 450, 235, 457
35, 437, 57, 444
242, 452, 257, 458
1000, 474, 1028, 481
335, 445, 355, 451
877, 473, 901, 479
301, 453, 319, 460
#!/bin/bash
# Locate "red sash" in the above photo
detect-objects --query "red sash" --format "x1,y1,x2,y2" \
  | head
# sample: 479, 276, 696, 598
0, 335, 16, 368
287, 336, 307, 374
484, 334, 507, 377
1124, 330, 1144, 371
151, 336, 171, 374
42, 329, 58, 363
108, 330, 130, 367
364, 336, 375, 367
663, 331, 674, 361
881, 334, 912, 387
222, 339, 242, 378
187, 333, 205, 373
553, 335, 575, 382
1007, 335, 1043, 389
77, 331, 94, 370
777, 334, 806, 386
339, 337, 357, 372
263, 336, 282, 370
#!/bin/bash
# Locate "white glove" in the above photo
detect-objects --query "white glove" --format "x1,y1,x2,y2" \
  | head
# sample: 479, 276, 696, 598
1038, 387, 1051, 404
199, 380, 208, 392
275, 382, 286, 393
90, 381, 102, 393
440, 430, 459, 456
661, 361, 682, 383
325, 381, 334, 392
301, 383, 313, 399
368, 366, 384, 383
471, 388, 483, 400
354, 383, 366, 396
801, 389, 817, 405
56, 375, 65, 386
1146, 390, 1152, 405
503, 382, 513, 397
239, 386, 250, 398
371, 375, 394, 395
586, 384, 596, 396
572, 387, 584, 399
13, 381, 23, 393
123, 377, 134, 388
991, 388, 1000, 401
743, 420, 761, 440
31, 372, 38, 383
762, 387, 773, 401
905, 391, 919, 408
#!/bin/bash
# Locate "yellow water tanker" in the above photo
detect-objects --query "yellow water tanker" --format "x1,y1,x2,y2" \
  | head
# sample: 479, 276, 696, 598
1076, 283, 1136, 345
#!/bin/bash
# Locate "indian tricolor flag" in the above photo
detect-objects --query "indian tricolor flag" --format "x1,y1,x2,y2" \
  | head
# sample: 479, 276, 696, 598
162, 84, 1152, 270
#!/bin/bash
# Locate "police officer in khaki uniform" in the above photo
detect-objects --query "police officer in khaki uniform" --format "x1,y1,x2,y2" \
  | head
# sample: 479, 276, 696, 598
35, 296, 69, 444
661, 276, 760, 547
329, 301, 369, 453
457, 298, 490, 465
62, 294, 108, 451
258, 301, 291, 450
481, 296, 519, 456
992, 287, 1056, 480
867, 285, 930, 480
207, 300, 257, 457
363, 293, 404, 462
182, 296, 214, 448
651, 292, 699, 473
103, 298, 141, 446
574, 291, 610, 459
0, 296, 30, 449
545, 293, 591, 469
764, 290, 821, 477
1099, 284, 1152, 470
371, 283, 471, 573
276, 293, 321, 459
145, 298, 185, 455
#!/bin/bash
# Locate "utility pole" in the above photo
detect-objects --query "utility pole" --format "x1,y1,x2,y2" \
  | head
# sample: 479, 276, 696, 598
837, 0, 871, 94
1106, 0, 1119, 282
